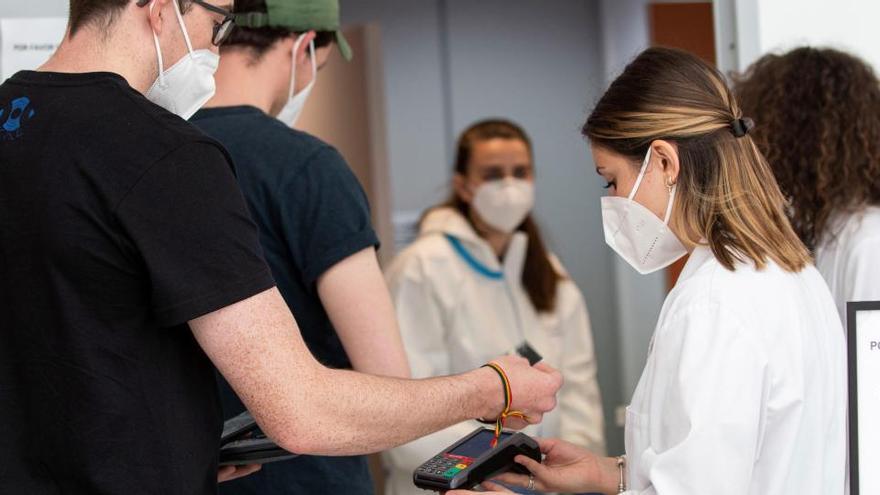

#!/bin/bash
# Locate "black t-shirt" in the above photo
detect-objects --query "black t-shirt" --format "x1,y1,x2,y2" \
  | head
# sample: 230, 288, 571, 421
191, 106, 378, 495
0, 72, 275, 494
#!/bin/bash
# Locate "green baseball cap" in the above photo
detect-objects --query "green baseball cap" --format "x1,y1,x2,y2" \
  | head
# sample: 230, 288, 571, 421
234, 0, 352, 61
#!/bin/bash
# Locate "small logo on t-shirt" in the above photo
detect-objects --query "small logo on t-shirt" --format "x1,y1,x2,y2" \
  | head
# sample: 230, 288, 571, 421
0, 96, 37, 141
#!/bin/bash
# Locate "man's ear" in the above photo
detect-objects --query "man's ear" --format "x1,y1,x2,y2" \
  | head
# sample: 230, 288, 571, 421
292, 30, 318, 65
145, 0, 171, 36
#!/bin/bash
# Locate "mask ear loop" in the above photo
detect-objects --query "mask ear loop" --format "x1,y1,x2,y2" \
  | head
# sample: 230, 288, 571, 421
289, 35, 317, 100
307, 40, 317, 82
171, 0, 195, 55
288, 34, 308, 100
628, 147, 652, 201
149, 0, 166, 88
662, 182, 677, 226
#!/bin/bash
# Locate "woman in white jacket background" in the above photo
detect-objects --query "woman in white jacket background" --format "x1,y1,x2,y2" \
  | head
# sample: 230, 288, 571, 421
382, 119, 606, 495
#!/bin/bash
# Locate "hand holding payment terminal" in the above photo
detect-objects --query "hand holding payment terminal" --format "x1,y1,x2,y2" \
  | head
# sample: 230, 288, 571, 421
413, 428, 541, 491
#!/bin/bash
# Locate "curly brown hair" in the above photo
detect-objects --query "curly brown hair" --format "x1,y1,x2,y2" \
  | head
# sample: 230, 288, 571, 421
735, 47, 880, 251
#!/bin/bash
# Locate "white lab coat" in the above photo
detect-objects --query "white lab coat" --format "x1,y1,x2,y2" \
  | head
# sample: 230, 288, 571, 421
382, 207, 605, 495
814, 206, 880, 495
624, 246, 846, 494
815, 206, 880, 325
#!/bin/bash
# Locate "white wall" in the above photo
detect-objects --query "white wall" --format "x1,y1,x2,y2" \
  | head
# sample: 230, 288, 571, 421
0, 1, 67, 17
723, 0, 880, 73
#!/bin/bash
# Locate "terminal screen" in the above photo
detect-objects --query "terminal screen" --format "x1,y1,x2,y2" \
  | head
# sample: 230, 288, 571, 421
450, 431, 512, 459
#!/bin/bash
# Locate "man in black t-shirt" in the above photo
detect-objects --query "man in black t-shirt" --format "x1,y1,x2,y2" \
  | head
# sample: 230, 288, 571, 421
192, 1, 410, 493
0, 2, 563, 494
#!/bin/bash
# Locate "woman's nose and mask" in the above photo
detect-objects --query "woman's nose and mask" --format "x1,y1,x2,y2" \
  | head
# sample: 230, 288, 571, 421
601, 147, 688, 274
470, 178, 535, 234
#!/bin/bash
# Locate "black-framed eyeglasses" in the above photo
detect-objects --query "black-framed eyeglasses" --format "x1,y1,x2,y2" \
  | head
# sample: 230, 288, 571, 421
191, 0, 235, 46
136, 0, 236, 46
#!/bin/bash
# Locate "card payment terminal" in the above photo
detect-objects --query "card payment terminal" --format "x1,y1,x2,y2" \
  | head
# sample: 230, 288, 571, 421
413, 428, 541, 491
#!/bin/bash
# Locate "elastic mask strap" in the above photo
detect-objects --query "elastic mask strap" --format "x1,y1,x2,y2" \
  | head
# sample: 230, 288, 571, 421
627, 147, 652, 201
663, 184, 677, 225
288, 34, 309, 99
307, 40, 317, 81
172, 0, 195, 54
289, 38, 317, 97
149, 1, 166, 86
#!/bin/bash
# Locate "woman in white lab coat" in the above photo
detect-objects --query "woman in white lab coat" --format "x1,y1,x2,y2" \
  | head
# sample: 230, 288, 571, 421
382, 119, 606, 495
736, 47, 880, 325
452, 47, 847, 495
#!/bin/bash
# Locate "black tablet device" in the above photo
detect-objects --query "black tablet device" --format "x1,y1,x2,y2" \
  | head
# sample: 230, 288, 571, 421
413, 427, 541, 491
219, 411, 298, 466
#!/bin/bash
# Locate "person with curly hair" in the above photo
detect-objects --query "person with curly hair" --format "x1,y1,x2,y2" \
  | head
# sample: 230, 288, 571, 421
736, 47, 880, 325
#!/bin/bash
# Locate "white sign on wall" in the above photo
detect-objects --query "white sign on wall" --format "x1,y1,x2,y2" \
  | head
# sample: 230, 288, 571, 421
849, 301, 880, 495
0, 18, 67, 82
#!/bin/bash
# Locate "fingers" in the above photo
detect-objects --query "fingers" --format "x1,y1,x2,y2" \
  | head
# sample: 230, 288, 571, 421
503, 413, 543, 431
217, 463, 262, 483
533, 361, 554, 373
534, 362, 563, 384
492, 472, 531, 486
238, 464, 262, 477
536, 437, 561, 454
480, 481, 515, 492
515, 455, 549, 478
217, 466, 236, 482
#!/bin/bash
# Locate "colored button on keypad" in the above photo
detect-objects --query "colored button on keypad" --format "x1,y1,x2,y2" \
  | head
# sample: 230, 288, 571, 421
443, 467, 462, 478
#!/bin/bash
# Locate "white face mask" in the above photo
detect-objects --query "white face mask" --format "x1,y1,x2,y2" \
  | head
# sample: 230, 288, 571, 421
145, 0, 220, 120
472, 178, 535, 233
601, 148, 688, 274
276, 35, 317, 127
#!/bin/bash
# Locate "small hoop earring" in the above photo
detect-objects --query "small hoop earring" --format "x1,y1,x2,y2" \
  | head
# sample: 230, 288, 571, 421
666, 177, 675, 193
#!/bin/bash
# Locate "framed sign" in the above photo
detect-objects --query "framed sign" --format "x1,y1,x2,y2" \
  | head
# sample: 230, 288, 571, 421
848, 301, 880, 495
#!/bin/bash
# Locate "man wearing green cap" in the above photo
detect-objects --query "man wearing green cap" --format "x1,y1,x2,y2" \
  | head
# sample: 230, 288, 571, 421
191, 0, 409, 493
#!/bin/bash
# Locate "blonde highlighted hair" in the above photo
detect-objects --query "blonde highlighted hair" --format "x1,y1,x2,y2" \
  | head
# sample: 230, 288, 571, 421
584, 47, 810, 272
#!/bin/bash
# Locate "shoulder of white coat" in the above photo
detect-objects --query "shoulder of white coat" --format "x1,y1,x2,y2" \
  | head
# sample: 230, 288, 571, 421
664, 250, 832, 343
385, 232, 465, 285
654, 259, 775, 366
848, 209, 880, 255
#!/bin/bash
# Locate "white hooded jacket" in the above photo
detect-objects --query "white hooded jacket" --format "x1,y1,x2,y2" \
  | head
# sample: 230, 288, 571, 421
382, 207, 605, 495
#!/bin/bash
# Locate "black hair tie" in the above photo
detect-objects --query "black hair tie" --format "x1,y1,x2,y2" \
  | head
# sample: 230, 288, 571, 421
730, 117, 755, 138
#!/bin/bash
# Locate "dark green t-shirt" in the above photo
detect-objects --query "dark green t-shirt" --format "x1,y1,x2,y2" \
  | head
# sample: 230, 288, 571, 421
191, 106, 378, 495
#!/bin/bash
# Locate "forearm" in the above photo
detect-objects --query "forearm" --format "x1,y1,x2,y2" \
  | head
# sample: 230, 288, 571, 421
344, 332, 411, 378
192, 289, 546, 459
334, 304, 411, 378
319, 248, 411, 378
278, 366, 503, 455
